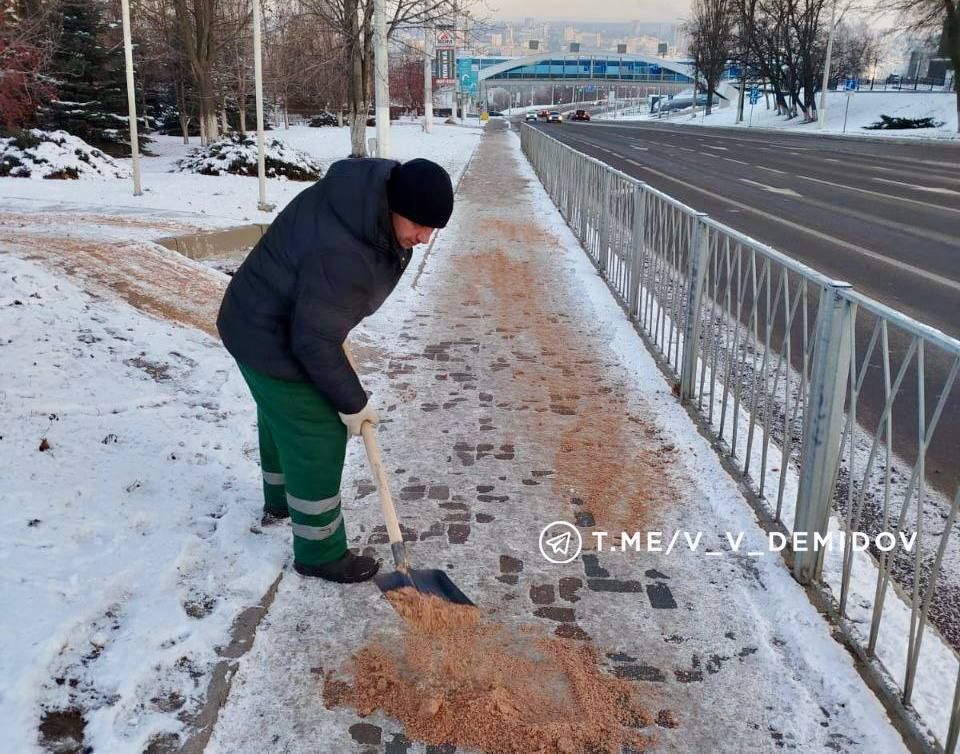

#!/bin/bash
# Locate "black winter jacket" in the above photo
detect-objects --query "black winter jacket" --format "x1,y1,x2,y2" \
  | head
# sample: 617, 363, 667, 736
217, 158, 412, 414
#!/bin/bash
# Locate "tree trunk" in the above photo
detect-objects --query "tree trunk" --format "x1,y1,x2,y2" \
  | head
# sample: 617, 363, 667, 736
346, 0, 367, 156
238, 56, 248, 134
174, 0, 218, 145
176, 73, 190, 144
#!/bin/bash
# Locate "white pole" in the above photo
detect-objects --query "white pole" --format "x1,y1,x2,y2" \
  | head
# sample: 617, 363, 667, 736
252, 0, 273, 211
423, 20, 433, 133
818, 0, 837, 130
373, 0, 390, 157
119, 0, 141, 196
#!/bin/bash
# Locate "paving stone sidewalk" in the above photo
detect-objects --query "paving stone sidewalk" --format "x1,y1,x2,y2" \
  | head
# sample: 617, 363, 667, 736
204, 121, 909, 754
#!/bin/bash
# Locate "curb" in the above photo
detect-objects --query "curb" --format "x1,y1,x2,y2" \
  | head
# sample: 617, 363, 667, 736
410, 125, 486, 290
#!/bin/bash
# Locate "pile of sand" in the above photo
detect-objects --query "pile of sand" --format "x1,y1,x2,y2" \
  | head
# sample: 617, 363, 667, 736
323, 589, 655, 753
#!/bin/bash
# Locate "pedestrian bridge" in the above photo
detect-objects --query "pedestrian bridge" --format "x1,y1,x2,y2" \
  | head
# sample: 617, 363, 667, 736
476, 53, 696, 86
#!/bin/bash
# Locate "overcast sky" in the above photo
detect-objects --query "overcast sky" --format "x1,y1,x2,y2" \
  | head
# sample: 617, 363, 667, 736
488, 0, 692, 23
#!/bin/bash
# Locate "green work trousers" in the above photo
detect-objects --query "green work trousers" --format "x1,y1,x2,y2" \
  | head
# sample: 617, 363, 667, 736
237, 362, 348, 566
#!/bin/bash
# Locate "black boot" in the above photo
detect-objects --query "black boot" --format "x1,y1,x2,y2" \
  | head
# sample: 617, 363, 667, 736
294, 551, 380, 583
261, 509, 290, 526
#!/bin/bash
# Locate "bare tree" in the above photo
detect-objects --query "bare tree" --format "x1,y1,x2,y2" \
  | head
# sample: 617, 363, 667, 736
301, 0, 475, 156
892, 0, 960, 131
389, 54, 424, 110
738, 0, 829, 121
831, 21, 883, 82
688, 0, 736, 114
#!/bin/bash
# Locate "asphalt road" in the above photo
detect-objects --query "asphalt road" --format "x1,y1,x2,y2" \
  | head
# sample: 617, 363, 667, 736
523, 118, 960, 505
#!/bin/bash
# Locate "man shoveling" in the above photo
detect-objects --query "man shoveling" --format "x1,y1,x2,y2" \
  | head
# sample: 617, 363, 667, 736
217, 157, 454, 584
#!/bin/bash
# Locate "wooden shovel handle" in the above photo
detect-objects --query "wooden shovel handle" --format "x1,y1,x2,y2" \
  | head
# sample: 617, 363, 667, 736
344, 342, 403, 547
360, 422, 404, 546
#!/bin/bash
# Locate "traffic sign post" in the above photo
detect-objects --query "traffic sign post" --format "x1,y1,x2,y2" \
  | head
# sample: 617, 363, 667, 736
842, 78, 856, 134
748, 85, 759, 127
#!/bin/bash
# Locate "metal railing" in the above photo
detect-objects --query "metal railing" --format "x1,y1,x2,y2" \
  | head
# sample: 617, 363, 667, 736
521, 122, 960, 754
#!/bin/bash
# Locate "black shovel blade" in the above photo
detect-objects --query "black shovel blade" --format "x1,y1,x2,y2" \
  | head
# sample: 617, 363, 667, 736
375, 568, 474, 607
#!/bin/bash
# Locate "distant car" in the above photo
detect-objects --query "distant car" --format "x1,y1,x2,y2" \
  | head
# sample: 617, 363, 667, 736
547, 111, 562, 123
525, 112, 538, 121
537, 109, 550, 119
488, 110, 503, 117
570, 109, 591, 122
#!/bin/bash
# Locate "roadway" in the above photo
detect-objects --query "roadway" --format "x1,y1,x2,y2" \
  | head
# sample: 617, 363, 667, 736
525, 119, 960, 338
521, 118, 960, 516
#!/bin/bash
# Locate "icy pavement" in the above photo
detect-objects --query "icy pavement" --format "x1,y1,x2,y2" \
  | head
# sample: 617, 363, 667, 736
203, 122, 909, 753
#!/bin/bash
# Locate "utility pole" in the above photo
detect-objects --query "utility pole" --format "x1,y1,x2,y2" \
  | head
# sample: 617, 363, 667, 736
252, 0, 273, 211
119, 0, 141, 196
818, 0, 837, 130
423, 13, 433, 133
374, 0, 390, 156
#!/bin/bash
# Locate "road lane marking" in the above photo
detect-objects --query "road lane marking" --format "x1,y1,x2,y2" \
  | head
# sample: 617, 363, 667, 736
740, 178, 802, 197
632, 162, 960, 294
757, 166, 788, 175
626, 159, 642, 166
801, 194, 960, 248
580, 122, 960, 169
630, 145, 649, 150
796, 174, 960, 214
843, 160, 960, 185
705, 145, 728, 150
724, 157, 750, 165
873, 178, 960, 197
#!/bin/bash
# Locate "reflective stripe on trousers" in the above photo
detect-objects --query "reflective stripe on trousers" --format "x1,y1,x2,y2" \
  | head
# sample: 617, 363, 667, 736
262, 470, 285, 485
291, 513, 344, 541
286, 492, 340, 516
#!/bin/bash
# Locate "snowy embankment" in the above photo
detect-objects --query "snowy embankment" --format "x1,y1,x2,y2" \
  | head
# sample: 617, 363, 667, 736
0, 123, 482, 228
0, 122, 481, 753
0, 130, 130, 179
601, 90, 959, 140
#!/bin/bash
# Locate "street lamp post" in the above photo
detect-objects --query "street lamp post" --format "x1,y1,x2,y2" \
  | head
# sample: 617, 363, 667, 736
423, 15, 433, 134
373, 0, 390, 156
818, 0, 837, 130
252, 0, 273, 211
119, 0, 141, 196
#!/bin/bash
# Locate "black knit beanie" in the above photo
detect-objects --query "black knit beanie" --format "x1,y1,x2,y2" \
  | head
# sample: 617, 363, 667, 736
386, 158, 454, 228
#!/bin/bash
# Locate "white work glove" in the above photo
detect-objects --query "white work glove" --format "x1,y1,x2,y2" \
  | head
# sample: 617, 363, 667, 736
339, 402, 380, 436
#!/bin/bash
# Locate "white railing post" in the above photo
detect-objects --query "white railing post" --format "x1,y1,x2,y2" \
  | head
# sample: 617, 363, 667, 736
680, 215, 710, 401
597, 170, 611, 273
628, 186, 647, 319
793, 283, 854, 584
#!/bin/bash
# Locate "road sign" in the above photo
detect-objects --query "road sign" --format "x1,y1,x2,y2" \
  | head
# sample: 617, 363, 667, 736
844, 77, 859, 91
749, 85, 760, 105
457, 58, 478, 97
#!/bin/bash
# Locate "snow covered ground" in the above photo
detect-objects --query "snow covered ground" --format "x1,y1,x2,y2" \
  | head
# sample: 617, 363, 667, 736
0, 122, 482, 754
0, 253, 286, 753
600, 90, 959, 140
0, 123, 482, 230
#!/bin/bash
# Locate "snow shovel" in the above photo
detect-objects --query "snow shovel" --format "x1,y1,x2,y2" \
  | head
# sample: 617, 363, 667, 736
359, 421, 473, 607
